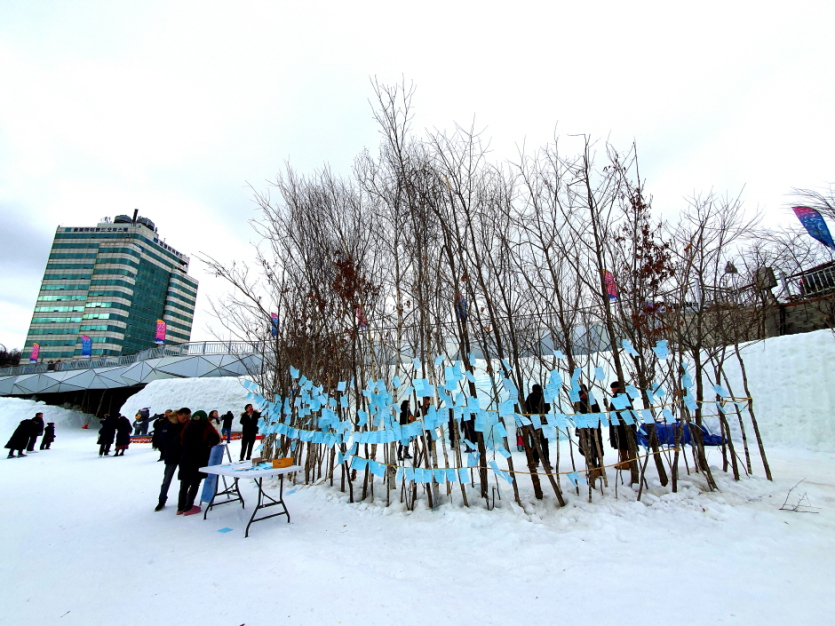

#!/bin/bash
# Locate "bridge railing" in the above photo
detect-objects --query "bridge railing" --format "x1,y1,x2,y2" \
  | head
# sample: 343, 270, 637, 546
0, 341, 266, 377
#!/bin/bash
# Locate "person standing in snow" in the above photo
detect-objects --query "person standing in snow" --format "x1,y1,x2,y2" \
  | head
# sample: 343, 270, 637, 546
607, 380, 636, 470
177, 410, 221, 516
398, 399, 413, 461
151, 410, 173, 461
575, 383, 603, 481
220, 411, 234, 443
6, 418, 36, 458
525, 384, 550, 467
113, 414, 133, 456
155, 408, 189, 511
97, 413, 118, 456
26, 412, 45, 452
40, 422, 56, 450
239, 404, 260, 461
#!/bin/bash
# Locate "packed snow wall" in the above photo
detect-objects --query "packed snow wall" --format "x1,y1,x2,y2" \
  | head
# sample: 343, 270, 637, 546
118, 376, 250, 420
716, 329, 835, 451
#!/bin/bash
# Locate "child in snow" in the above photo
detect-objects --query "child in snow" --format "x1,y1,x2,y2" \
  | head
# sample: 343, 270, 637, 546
40, 423, 56, 450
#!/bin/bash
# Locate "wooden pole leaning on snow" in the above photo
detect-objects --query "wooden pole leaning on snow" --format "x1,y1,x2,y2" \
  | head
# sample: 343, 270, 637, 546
733, 344, 772, 480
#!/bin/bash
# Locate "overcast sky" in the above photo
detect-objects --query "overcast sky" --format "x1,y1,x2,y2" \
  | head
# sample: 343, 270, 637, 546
1, 0, 833, 352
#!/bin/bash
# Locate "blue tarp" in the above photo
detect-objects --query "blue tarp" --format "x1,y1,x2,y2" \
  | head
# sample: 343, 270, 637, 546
637, 421, 724, 447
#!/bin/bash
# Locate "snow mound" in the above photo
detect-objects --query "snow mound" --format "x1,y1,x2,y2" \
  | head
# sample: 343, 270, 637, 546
719, 329, 835, 452
0, 397, 95, 434
119, 376, 251, 418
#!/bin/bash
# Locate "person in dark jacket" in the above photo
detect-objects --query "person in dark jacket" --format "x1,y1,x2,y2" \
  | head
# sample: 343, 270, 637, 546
220, 411, 234, 443
398, 400, 413, 461
575, 383, 604, 481
151, 410, 173, 460
607, 380, 636, 470
6, 418, 36, 458
177, 410, 221, 515
155, 408, 189, 511
97, 414, 118, 456
114, 414, 133, 456
239, 404, 260, 461
40, 423, 56, 450
27, 412, 45, 452
525, 384, 551, 466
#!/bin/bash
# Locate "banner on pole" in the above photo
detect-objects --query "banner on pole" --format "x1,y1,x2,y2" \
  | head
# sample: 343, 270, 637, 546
793, 206, 835, 250
80, 335, 92, 357
271, 312, 278, 338
29, 343, 40, 363
455, 294, 468, 320
155, 320, 166, 344
604, 271, 618, 301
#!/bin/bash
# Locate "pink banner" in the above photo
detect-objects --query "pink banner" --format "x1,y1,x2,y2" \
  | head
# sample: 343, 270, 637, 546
29, 343, 40, 363
155, 320, 166, 344
604, 271, 618, 301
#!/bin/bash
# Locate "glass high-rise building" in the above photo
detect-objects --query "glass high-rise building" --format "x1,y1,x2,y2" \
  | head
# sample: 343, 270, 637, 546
24, 212, 199, 361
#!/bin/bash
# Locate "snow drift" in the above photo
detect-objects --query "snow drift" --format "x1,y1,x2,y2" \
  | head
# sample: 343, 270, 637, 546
118, 376, 250, 419
0, 397, 95, 433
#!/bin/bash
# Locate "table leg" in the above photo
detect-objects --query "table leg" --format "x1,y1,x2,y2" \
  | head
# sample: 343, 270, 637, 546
204, 476, 246, 520
244, 475, 292, 538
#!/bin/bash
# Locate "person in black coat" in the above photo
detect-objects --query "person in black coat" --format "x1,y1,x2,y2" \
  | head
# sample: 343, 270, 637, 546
97, 414, 118, 456
398, 400, 413, 461
114, 414, 133, 456
239, 404, 260, 461
220, 411, 234, 443
6, 419, 36, 458
177, 410, 221, 515
151, 410, 173, 460
525, 384, 551, 466
27, 413, 45, 452
154, 408, 189, 511
575, 383, 604, 480
40, 423, 56, 450
607, 380, 636, 470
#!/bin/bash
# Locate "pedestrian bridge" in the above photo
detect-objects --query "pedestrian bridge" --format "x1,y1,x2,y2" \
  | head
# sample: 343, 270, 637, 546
0, 342, 262, 396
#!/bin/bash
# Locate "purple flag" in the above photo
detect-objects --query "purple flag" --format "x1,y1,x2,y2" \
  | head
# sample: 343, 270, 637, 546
793, 206, 835, 250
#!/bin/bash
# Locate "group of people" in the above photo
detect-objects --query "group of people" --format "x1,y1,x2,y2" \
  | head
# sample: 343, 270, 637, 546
152, 407, 222, 515
151, 403, 260, 514
5, 412, 55, 458
394, 380, 635, 485
96, 413, 134, 456
397, 396, 477, 463
518, 379, 636, 481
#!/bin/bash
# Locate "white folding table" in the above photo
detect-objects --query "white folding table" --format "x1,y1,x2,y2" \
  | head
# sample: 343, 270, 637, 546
199, 462, 302, 537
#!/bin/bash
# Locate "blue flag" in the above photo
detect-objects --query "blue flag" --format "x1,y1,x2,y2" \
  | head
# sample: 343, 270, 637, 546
793, 206, 835, 250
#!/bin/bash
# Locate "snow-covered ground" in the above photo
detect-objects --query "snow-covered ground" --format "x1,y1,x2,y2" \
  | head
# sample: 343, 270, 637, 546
1, 395, 834, 625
